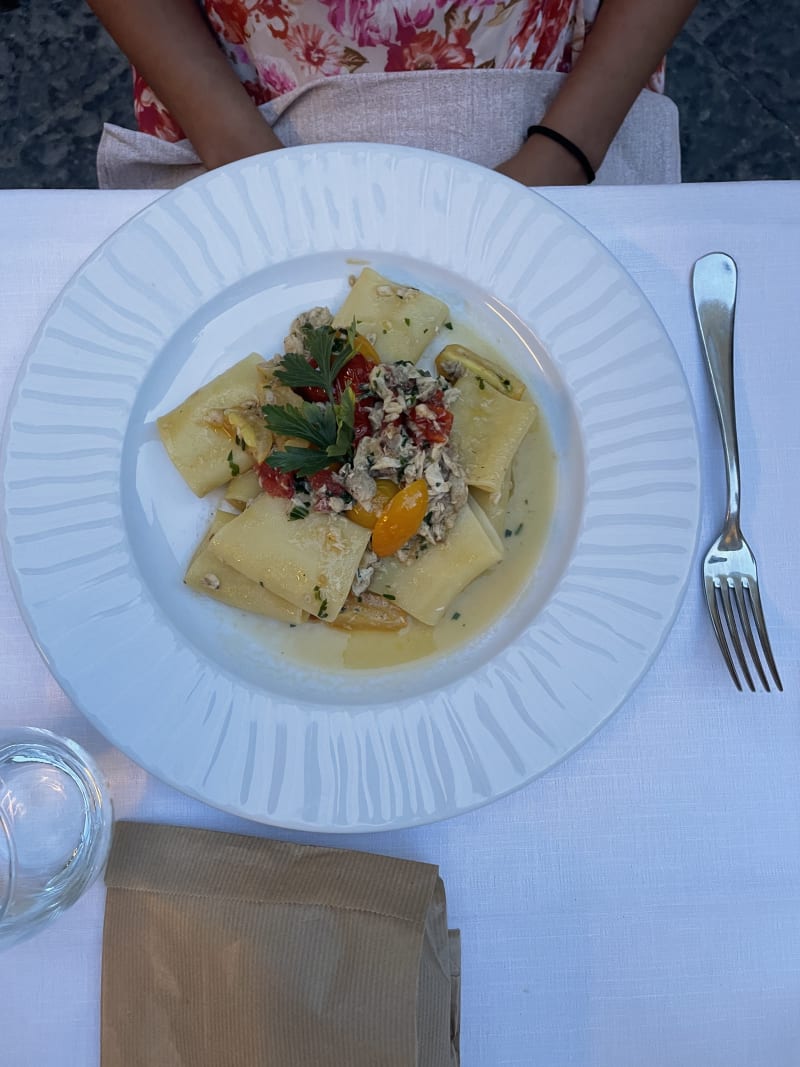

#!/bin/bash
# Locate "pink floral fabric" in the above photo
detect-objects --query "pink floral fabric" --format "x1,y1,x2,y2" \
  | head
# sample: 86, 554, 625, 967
134, 0, 665, 141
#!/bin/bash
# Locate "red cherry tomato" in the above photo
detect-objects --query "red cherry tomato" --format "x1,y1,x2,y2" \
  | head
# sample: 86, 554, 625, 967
406, 393, 453, 444
335, 353, 375, 398
295, 350, 376, 404
257, 461, 295, 498
307, 468, 342, 496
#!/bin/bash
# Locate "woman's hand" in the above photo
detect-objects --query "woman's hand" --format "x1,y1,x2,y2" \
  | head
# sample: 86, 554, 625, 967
495, 134, 590, 188
87, 0, 282, 169
496, 0, 698, 188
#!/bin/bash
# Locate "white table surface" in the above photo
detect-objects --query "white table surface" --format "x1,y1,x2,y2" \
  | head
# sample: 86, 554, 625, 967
1, 182, 798, 1067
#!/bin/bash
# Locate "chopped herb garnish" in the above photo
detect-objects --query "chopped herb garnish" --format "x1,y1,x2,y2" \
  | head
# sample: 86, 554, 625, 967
289, 503, 310, 521
476, 376, 486, 390
404, 317, 411, 327
504, 528, 513, 538
227, 451, 240, 477
451, 611, 461, 620
262, 387, 355, 478
382, 593, 396, 601
312, 585, 329, 617
444, 321, 453, 330
514, 522, 524, 536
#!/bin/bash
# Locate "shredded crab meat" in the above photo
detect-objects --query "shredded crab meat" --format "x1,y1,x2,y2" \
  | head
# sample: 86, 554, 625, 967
438, 358, 466, 383
342, 468, 377, 506
336, 362, 467, 566
283, 307, 333, 355
352, 548, 378, 597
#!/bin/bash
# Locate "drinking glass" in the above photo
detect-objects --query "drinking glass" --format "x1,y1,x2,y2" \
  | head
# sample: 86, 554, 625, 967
0, 727, 113, 949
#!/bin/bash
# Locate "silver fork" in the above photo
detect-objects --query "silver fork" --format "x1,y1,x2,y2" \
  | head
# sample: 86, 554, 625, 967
691, 252, 782, 693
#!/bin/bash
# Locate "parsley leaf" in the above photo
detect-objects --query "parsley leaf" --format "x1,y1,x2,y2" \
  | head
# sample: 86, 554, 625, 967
262, 388, 356, 477
266, 447, 333, 476
273, 323, 356, 403
226, 451, 240, 477
327, 387, 355, 459
262, 324, 360, 478
262, 401, 337, 450
272, 351, 326, 393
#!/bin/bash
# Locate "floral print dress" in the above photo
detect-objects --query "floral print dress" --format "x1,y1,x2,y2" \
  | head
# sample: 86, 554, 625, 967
135, 0, 664, 141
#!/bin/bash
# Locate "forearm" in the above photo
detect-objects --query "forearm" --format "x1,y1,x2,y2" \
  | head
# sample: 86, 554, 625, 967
539, 0, 698, 170
87, 0, 281, 168
499, 0, 698, 185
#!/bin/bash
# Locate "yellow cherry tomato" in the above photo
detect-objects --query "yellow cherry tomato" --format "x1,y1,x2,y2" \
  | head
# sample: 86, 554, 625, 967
348, 480, 398, 529
353, 334, 381, 364
371, 479, 429, 558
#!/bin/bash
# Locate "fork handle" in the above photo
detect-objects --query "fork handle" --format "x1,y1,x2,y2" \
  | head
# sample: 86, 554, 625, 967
692, 252, 742, 535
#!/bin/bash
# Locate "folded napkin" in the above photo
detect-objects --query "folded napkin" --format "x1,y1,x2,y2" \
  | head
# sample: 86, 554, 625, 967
97, 68, 681, 190
102, 822, 460, 1066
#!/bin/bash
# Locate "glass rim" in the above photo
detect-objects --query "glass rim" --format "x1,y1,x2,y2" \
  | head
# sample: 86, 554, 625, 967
0, 804, 15, 924
0, 727, 113, 947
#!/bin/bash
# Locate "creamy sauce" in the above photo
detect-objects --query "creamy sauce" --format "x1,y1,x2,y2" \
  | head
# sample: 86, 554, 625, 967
277, 419, 556, 670
264, 314, 557, 670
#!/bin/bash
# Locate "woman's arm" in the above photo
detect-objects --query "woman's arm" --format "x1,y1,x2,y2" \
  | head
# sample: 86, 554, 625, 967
87, 0, 282, 168
497, 0, 698, 186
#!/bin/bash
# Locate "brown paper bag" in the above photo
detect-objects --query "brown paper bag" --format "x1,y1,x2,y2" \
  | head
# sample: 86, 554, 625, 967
102, 822, 460, 1066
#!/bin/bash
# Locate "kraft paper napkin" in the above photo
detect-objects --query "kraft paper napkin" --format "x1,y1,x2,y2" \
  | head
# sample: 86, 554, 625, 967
102, 822, 460, 1066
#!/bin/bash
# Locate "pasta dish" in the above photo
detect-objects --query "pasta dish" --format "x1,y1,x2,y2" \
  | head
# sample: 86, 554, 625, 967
157, 268, 549, 654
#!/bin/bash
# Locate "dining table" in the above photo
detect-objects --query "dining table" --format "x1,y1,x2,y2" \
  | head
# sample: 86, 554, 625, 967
0, 178, 798, 1067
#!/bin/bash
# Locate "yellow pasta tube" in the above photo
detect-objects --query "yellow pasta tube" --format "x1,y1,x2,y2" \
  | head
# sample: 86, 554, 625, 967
224, 469, 262, 511
209, 493, 372, 621
449, 372, 536, 495
370, 498, 503, 625
185, 511, 306, 623
332, 268, 449, 363
157, 353, 264, 497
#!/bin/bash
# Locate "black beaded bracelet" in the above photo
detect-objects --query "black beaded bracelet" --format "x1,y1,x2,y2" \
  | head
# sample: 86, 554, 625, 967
526, 124, 596, 184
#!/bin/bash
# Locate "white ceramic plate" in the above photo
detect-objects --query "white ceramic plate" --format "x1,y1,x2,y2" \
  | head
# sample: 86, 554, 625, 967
2, 145, 700, 831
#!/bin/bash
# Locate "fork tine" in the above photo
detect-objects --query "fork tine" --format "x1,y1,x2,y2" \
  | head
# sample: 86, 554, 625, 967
731, 577, 770, 691
744, 578, 783, 692
704, 575, 742, 691
718, 578, 755, 691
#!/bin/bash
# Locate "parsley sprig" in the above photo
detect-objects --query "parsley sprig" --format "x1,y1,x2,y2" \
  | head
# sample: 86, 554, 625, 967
274, 322, 357, 403
262, 323, 360, 478
263, 389, 355, 477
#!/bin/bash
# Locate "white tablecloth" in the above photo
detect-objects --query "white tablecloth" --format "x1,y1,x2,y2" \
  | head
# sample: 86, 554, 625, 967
1, 182, 798, 1067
